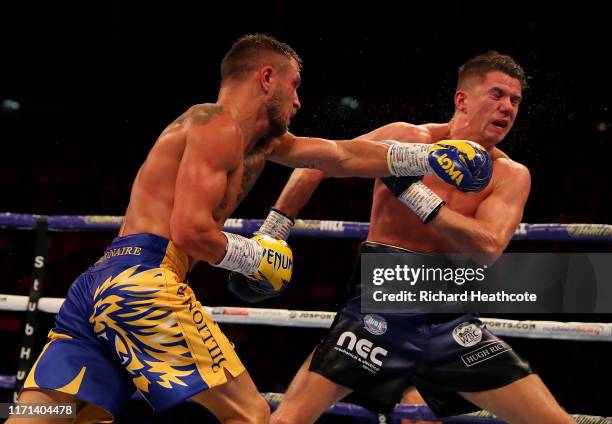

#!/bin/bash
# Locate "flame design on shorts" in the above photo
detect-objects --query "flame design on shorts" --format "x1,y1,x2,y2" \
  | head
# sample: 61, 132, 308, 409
89, 265, 196, 393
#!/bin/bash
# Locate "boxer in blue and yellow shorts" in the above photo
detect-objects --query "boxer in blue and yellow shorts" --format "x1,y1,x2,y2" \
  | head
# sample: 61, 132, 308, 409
24, 233, 245, 421
14, 34, 409, 424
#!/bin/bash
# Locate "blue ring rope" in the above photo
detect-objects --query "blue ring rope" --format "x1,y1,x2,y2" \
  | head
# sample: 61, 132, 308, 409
0, 376, 541, 423
1, 212, 611, 242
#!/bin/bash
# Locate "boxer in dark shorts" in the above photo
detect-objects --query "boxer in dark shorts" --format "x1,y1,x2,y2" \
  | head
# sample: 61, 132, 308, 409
309, 242, 531, 417
268, 51, 575, 423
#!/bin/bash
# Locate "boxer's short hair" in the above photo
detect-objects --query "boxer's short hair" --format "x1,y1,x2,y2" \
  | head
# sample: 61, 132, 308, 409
458, 51, 527, 89
221, 34, 302, 85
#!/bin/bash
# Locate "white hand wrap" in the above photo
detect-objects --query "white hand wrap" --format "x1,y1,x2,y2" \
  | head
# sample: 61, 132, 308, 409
257, 208, 294, 241
387, 142, 434, 177
214, 232, 262, 275
398, 181, 445, 223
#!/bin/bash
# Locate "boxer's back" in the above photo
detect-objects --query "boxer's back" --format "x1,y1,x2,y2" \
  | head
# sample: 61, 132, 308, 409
119, 104, 247, 242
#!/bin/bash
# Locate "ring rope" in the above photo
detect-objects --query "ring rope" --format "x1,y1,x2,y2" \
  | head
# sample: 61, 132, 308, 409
0, 375, 607, 423
2, 213, 611, 422
0, 294, 610, 342
2, 212, 612, 241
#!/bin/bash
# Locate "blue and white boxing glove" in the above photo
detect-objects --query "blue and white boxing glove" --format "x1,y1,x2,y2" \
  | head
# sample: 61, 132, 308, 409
224, 209, 295, 302
386, 140, 492, 193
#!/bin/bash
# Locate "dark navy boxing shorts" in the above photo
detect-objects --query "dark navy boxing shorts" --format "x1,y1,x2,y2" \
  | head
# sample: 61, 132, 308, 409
310, 242, 533, 417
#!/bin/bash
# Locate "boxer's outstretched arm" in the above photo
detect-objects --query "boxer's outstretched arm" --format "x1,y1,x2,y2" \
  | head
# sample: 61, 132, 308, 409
270, 132, 400, 177
430, 158, 530, 259
270, 123, 448, 217
357, 121, 448, 144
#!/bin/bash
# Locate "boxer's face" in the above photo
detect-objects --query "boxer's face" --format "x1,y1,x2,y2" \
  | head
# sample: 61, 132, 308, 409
458, 71, 523, 146
267, 59, 301, 137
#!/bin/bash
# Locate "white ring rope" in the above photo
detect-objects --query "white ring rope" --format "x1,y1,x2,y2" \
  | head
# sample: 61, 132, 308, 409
1, 294, 610, 342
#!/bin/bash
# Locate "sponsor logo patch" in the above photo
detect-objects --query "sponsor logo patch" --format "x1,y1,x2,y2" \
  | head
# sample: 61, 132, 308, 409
452, 322, 482, 347
363, 314, 388, 335
334, 331, 388, 374
461, 341, 512, 367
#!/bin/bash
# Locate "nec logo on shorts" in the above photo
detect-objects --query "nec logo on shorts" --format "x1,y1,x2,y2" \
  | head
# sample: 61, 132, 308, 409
461, 341, 513, 367
363, 314, 387, 335
334, 331, 388, 373
452, 322, 483, 347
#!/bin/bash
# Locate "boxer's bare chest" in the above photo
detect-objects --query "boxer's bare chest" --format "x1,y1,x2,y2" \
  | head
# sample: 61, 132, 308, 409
423, 175, 492, 216
213, 148, 267, 223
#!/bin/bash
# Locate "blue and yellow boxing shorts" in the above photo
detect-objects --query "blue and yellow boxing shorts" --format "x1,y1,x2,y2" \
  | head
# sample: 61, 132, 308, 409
23, 233, 245, 421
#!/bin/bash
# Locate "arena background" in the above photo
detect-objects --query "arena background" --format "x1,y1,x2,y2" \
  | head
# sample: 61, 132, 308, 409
1, 1, 611, 422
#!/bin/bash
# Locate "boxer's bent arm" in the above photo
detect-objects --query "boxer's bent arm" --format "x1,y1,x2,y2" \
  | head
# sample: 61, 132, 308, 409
429, 160, 530, 260
273, 168, 326, 218
269, 133, 390, 177
170, 119, 241, 264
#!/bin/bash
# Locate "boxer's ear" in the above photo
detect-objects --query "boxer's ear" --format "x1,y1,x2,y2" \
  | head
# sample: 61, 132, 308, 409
455, 89, 468, 113
259, 66, 274, 94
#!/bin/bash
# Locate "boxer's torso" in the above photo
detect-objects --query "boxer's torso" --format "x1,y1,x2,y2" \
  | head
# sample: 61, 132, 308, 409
368, 141, 506, 253
120, 103, 267, 264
